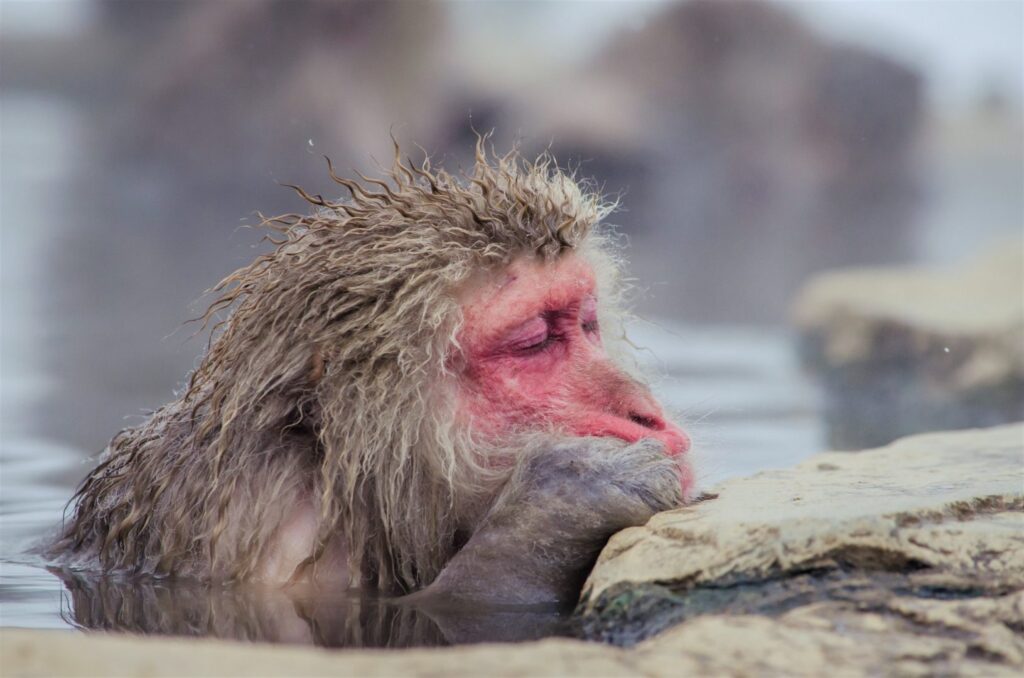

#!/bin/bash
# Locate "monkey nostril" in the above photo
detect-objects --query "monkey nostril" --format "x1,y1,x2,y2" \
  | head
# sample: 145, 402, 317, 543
629, 413, 662, 430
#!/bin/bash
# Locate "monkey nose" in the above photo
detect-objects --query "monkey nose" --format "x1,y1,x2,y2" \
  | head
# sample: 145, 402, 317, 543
627, 411, 664, 431
626, 406, 690, 456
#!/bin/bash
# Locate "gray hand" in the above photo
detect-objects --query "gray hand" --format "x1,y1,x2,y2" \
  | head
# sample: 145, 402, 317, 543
406, 437, 683, 608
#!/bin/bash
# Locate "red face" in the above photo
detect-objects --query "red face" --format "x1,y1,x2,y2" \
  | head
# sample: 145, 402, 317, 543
456, 255, 693, 495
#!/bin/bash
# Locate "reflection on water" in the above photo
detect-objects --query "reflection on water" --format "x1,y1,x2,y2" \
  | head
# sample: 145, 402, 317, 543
52, 570, 574, 647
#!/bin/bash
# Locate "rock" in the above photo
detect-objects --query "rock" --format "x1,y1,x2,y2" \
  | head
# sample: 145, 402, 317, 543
577, 423, 1024, 675
584, 424, 1024, 603
793, 243, 1024, 448
0, 630, 629, 678
632, 593, 1024, 676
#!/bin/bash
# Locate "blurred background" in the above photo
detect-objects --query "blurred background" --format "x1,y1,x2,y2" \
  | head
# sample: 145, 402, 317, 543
3, 0, 1021, 450
0, 0, 1022, 633
4, 1, 1019, 450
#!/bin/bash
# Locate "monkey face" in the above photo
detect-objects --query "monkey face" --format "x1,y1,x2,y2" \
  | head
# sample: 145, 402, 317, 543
456, 254, 692, 494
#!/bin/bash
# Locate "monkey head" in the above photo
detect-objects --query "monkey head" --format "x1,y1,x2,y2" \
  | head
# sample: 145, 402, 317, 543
54, 140, 693, 594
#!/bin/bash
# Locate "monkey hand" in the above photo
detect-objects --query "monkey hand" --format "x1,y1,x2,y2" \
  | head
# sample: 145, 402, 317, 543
405, 437, 683, 608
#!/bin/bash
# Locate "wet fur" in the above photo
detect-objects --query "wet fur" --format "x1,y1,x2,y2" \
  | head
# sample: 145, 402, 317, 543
50, 138, 630, 592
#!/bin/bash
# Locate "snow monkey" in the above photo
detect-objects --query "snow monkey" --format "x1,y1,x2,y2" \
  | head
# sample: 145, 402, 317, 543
51, 140, 693, 606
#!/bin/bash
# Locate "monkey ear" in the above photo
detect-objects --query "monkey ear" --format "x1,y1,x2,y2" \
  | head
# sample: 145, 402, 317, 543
308, 345, 325, 385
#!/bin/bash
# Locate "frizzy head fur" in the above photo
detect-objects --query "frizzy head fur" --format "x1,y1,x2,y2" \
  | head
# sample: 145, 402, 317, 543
52, 137, 629, 592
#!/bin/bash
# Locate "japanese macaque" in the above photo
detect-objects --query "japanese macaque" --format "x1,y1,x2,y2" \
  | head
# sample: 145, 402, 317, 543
51, 140, 692, 606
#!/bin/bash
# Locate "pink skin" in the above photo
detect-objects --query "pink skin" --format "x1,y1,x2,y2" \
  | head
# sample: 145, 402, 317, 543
457, 255, 693, 495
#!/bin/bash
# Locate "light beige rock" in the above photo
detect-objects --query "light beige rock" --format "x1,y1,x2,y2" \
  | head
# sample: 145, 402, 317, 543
791, 242, 1024, 448
793, 242, 1023, 346
0, 629, 630, 678
583, 424, 1024, 605
632, 592, 1024, 677
576, 424, 1023, 675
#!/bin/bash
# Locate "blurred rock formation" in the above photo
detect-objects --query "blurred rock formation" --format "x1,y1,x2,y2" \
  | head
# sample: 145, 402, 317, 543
793, 242, 1024, 449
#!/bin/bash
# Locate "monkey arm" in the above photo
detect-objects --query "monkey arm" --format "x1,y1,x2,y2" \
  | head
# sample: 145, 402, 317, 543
405, 438, 683, 608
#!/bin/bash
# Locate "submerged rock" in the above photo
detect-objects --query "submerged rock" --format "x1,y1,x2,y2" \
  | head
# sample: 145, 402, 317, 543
792, 243, 1024, 449
3, 426, 1021, 676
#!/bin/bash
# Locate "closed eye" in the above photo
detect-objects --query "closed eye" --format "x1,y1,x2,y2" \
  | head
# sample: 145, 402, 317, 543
512, 331, 548, 352
515, 331, 563, 355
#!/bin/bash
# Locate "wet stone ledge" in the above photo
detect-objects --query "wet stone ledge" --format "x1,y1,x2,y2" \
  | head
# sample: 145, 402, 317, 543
577, 423, 1024, 674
